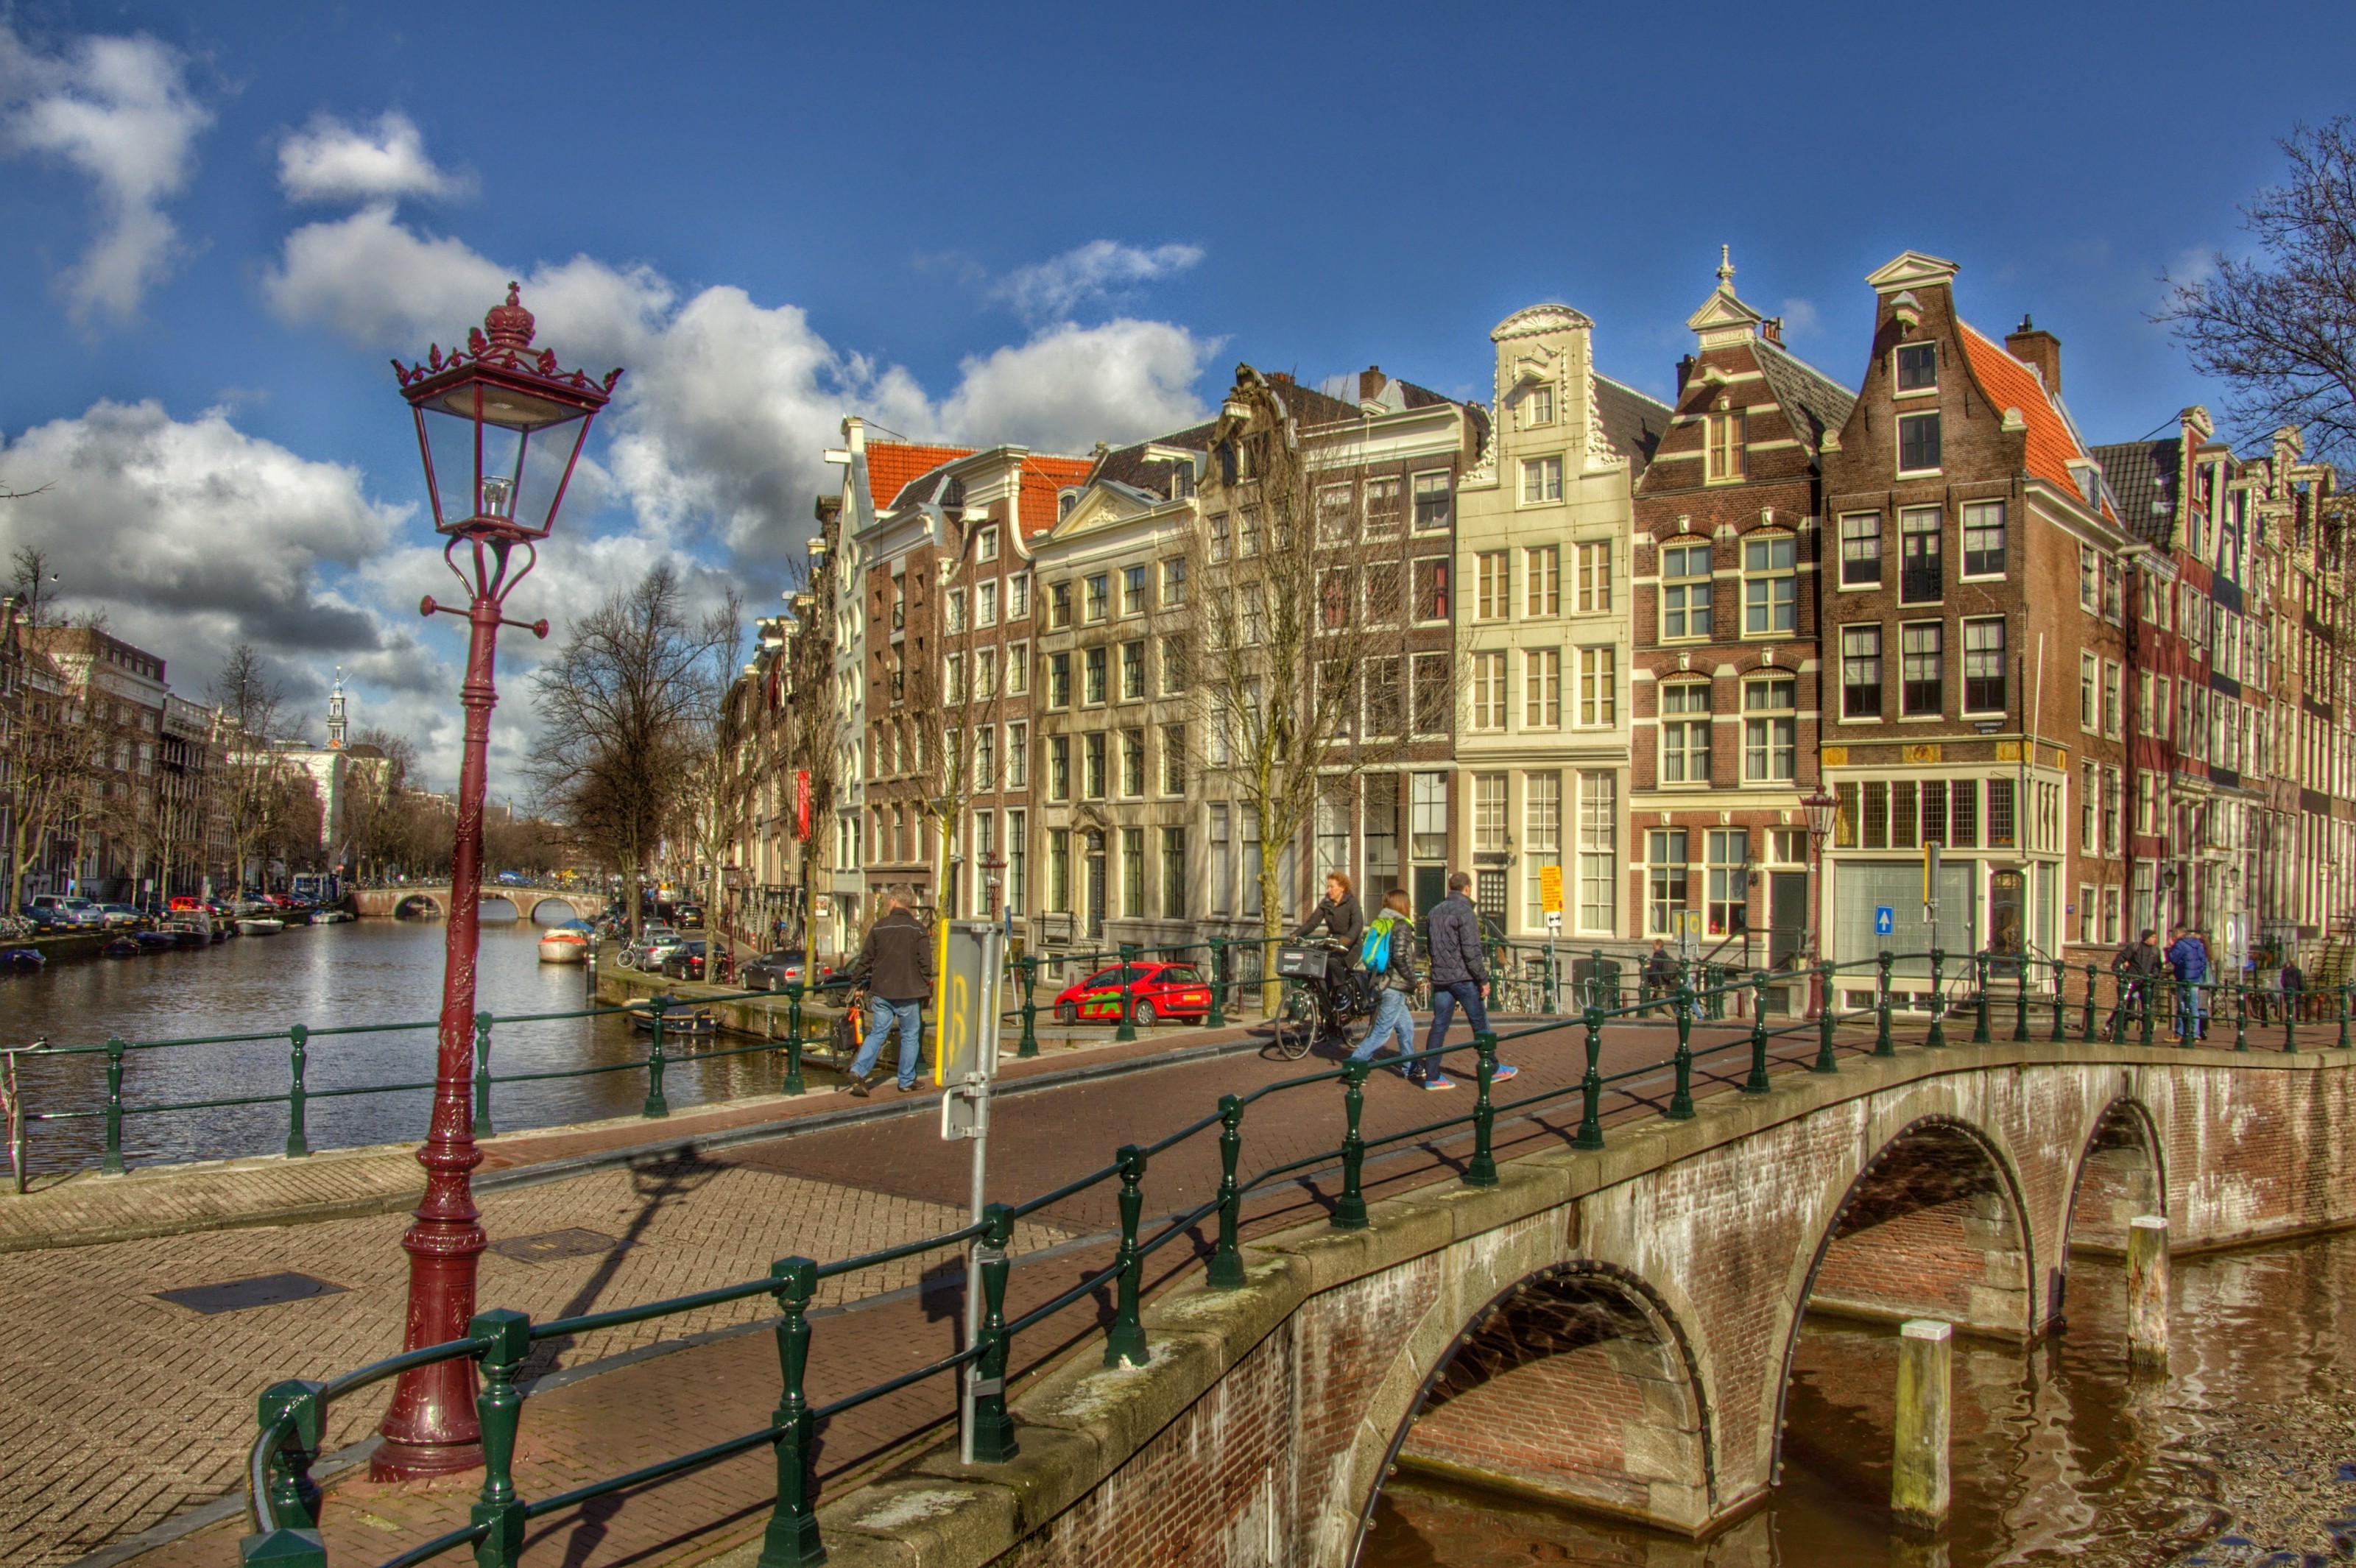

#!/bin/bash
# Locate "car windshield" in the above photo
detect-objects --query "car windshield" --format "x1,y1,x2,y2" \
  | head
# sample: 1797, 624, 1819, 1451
763, 950, 804, 964
1158, 966, 1205, 985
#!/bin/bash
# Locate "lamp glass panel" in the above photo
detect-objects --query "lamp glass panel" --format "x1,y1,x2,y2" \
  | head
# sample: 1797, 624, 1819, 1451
417, 383, 591, 533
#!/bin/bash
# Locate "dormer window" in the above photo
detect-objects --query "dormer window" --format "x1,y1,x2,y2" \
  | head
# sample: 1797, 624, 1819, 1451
1706, 409, 1746, 482
1897, 342, 1938, 392
1898, 412, 1941, 474
1522, 384, 1556, 428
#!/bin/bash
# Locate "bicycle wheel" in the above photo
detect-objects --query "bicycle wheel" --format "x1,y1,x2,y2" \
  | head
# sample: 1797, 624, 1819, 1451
1274, 983, 1322, 1060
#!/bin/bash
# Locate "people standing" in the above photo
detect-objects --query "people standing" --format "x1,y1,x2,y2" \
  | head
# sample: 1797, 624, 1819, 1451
2110, 928, 2162, 1031
1423, 871, 1517, 1090
1350, 889, 1429, 1081
844, 895, 933, 1095
2165, 925, 2209, 1042
2282, 955, 2308, 1022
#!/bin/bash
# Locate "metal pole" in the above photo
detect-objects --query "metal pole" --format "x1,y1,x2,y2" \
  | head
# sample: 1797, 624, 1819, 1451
960, 922, 1004, 1465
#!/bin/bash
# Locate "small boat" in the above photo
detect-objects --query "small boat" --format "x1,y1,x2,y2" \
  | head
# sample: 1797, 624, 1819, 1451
0, 948, 46, 970
160, 917, 211, 947
625, 1002, 719, 1037
236, 917, 286, 936
537, 928, 589, 964
101, 936, 144, 958
308, 909, 353, 925
131, 930, 179, 952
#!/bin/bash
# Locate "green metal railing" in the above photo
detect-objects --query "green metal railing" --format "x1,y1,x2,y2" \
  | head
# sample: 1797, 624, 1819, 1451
241, 944, 2314, 1568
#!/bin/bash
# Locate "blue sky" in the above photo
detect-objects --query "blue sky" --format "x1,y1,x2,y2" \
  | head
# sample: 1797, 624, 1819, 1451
0, 1, 2347, 791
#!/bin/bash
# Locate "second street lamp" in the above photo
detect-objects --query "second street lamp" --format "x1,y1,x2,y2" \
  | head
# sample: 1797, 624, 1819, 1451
1801, 785, 1840, 1018
373, 286, 621, 1479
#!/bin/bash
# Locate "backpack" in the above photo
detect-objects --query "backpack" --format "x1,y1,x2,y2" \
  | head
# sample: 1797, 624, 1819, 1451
1359, 914, 1395, 975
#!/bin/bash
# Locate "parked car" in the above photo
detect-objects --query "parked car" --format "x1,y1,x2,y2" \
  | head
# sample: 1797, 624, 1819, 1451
1051, 961, 1215, 1026
674, 903, 705, 928
660, 940, 710, 981
27, 894, 104, 928
167, 896, 207, 913
621, 925, 685, 970
95, 903, 143, 928
739, 948, 824, 992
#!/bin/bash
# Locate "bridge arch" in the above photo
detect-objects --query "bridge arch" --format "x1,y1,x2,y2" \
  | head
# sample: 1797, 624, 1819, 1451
528, 896, 582, 926
478, 896, 521, 922
393, 894, 445, 919
2061, 1096, 2165, 1262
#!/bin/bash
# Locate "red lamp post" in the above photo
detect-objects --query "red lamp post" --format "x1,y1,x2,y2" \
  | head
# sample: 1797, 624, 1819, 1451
1801, 785, 1841, 1017
373, 286, 620, 1479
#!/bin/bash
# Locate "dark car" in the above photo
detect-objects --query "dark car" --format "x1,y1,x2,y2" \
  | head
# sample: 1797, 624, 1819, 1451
660, 940, 710, 981
674, 903, 705, 928
1051, 961, 1215, 1026
740, 948, 828, 992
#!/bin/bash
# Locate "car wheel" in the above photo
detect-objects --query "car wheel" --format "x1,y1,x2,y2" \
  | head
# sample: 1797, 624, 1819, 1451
1055, 1001, 1077, 1024
1134, 1000, 1157, 1027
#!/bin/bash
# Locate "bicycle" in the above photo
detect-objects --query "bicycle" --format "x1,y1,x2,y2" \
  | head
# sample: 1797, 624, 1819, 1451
0, 915, 35, 942
1272, 940, 1369, 1061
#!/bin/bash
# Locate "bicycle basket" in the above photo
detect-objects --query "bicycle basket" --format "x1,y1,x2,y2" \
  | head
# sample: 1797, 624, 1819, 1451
1275, 944, 1328, 979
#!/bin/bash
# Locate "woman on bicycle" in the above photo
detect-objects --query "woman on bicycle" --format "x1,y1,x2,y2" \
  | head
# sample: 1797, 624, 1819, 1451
1295, 873, 1364, 954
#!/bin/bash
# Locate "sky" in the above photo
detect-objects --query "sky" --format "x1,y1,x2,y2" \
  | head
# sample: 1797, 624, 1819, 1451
0, 1, 2347, 799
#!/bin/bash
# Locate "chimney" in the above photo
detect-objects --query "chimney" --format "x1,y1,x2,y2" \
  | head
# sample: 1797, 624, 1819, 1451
1759, 317, 1783, 346
1359, 364, 1387, 403
1269, 370, 1294, 386
1675, 355, 1695, 398
2005, 314, 2061, 395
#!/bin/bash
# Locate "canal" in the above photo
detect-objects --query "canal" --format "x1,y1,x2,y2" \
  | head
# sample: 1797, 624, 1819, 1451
1, 909, 823, 1174
1366, 1226, 2356, 1565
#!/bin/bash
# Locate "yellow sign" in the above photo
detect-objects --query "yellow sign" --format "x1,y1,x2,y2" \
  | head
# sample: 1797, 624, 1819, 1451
1902, 743, 1942, 765
1538, 865, 1563, 914
1821, 746, 1849, 767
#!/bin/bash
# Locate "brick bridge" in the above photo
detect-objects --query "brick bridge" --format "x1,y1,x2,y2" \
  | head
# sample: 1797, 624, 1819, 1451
814, 1038, 2354, 1564
347, 883, 608, 924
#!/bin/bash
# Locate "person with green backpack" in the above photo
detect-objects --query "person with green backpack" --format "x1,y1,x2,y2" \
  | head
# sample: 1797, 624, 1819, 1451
1351, 889, 1450, 1087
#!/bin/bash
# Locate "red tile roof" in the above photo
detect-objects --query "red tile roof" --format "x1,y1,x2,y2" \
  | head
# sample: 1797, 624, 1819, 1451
864, 442, 973, 512
1958, 325, 2112, 519
1017, 454, 1097, 537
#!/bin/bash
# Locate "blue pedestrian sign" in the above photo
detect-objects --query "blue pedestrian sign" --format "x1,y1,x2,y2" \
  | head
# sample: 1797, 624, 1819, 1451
1874, 906, 1895, 936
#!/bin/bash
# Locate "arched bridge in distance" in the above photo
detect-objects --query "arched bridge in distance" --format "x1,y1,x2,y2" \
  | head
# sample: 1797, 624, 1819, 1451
348, 884, 610, 925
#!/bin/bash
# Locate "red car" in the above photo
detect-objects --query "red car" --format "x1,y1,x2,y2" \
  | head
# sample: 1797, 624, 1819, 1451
1052, 961, 1214, 1025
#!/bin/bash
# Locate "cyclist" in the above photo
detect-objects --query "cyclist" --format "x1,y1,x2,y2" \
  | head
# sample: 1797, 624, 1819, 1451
2108, 928, 2162, 1033
1295, 873, 1367, 1039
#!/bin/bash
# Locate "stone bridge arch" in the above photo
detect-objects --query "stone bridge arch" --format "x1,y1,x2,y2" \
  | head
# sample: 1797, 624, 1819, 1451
527, 895, 585, 926
2062, 1096, 2166, 1261
392, 893, 445, 919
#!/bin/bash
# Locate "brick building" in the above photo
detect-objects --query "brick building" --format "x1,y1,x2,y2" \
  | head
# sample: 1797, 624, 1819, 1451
1629, 251, 1854, 995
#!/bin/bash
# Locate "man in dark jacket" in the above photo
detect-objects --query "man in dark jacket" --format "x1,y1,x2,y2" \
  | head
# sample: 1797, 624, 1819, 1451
2108, 929, 2162, 1031
2165, 927, 2209, 1042
1422, 872, 1517, 1084
844, 897, 933, 1095
1642, 940, 1678, 1014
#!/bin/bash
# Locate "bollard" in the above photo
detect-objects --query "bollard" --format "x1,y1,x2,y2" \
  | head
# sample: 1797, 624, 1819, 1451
468, 1309, 531, 1568
1927, 950, 1947, 1050
2050, 959, 2068, 1043
968, 1204, 1018, 1463
1206, 938, 1227, 1030
285, 1025, 312, 1159
1875, 951, 1896, 1058
778, 980, 806, 1097
101, 1036, 126, 1176
1210, 1096, 1245, 1287
1335, 1059, 1371, 1230
2126, 1215, 2169, 1369
1105, 1145, 1150, 1365
1891, 1319, 1953, 1530
2012, 958, 2031, 1042
1573, 1008, 1606, 1146
643, 998, 671, 1118
2081, 962, 2098, 1041
1972, 953, 1991, 1044
1115, 943, 1139, 1042
1466, 1032, 1500, 1185
473, 1012, 495, 1137
1743, 975, 1771, 1094
1812, 964, 1838, 1073
1017, 956, 1040, 1056
758, 1257, 823, 1566
1666, 986, 1696, 1118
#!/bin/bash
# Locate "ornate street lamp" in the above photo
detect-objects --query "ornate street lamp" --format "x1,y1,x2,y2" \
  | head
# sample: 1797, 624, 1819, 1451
1800, 786, 1840, 1017
375, 286, 620, 1479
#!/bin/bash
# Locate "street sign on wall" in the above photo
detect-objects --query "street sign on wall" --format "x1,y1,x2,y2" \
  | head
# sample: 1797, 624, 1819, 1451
1875, 906, 1895, 936
1538, 865, 1563, 914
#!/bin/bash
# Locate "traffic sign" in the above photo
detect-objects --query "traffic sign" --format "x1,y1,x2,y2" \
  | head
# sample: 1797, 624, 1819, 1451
937, 921, 1004, 1139
1539, 865, 1563, 915
1874, 906, 1895, 936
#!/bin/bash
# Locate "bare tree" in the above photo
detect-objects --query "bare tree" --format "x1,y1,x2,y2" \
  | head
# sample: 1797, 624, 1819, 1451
0, 548, 102, 906
675, 587, 747, 957
208, 645, 290, 895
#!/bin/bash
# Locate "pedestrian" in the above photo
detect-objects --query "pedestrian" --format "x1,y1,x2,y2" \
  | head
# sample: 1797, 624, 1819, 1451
2109, 928, 2162, 1031
1643, 939, 1677, 1015
844, 895, 932, 1095
1350, 889, 1429, 1081
1422, 871, 1517, 1090
2282, 956, 2308, 1023
2165, 925, 2209, 1042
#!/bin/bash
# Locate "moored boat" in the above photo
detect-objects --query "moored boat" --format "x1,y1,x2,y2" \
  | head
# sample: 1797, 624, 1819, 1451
101, 936, 144, 958
236, 917, 286, 936
625, 1001, 718, 1036
0, 947, 46, 970
537, 928, 588, 964
131, 930, 179, 952
308, 908, 353, 925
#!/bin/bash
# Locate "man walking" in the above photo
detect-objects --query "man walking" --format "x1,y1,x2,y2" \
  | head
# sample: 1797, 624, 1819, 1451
2109, 928, 2162, 1033
1642, 939, 1677, 1015
844, 895, 933, 1095
2165, 925, 2209, 1043
1423, 871, 1517, 1090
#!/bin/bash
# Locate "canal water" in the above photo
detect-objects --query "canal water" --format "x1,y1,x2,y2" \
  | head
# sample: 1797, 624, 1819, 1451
0, 911, 822, 1175
1366, 1227, 2356, 1566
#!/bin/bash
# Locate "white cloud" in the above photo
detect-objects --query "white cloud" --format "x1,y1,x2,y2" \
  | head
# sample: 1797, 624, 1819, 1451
0, 24, 209, 322
1777, 297, 1822, 338
278, 110, 470, 205
993, 239, 1204, 325
939, 319, 1212, 455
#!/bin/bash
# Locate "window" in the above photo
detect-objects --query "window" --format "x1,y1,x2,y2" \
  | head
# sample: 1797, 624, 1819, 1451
1577, 772, 1616, 931
1008, 722, 1029, 788
2080, 651, 2098, 732
1523, 771, 1562, 928
1162, 726, 1185, 794
1660, 682, 1711, 783
947, 588, 967, 635
1364, 656, 1403, 735
1576, 647, 1616, 727
2079, 546, 2098, 612
1364, 562, 1405, 625
945, 653, 964, 704
1208, 512, 1231, 562
1319, 566, 1355, 631
2138, 669, 2157, 737
1961, 501, 2005, 577
1896, 341, 1937, 392
1898, 411, 1941, 473
1413, 473, 1452, 532
1009, 573, 1031, 620
1048, 651, 1071, 708
1471, 652, 1507, 731
974, 525, 999, 562
1048, 580, 1072, 629
1922, 780, 1948, 846
1901, 621, 1943, 716
1841, 625, 1883, 718
2103, 557, 2123, 624
1084, 647, 1107, 704
1986, 777, 2016, 849
1841, 514, 1883, 587
975, 648, 998, 698
1084, 573, 1109, 621
1241, 507, 1263, 556
1474, 774, 1507, 852
1899, 507, 1941, 602
1574, 541, 1610, 613
1411, 772, 1448, 860
1647, 828, 1690, 936
1049, 830, 1071, 911
1707, 830, 1748, 937
1521, 456, 1563, 503
1661, 543, 1713, 639
1123, 828, 1144, 919
1364, 774, 1401, 902
1317, 482, 1355, 544
1008, 810, 1026, 911
1707, 408, 1746, 482
1161, 557, 1187, 607
1475, 551, 1509, 619
1861, 780, 1887, 849
2102, 660, 2122, 739
1521, 384, 1555, 427
976, 579, 998, 628
1524, 649, 1561, 728
1160, 636, 1186, 695
975, 726, 997, 790
1209, 806, 1232, 915
1962, 618, 2006, 712
1121, 641, 1144, 701
1525, 545, 1560, 616
1006, 642, 1029, 696
1121, 730, 1144, 797
1122, 564, 1147, 616
1365, 476, 1403, 537
1742, 534, 1796, 635
1414, 558, 1450, 621
1161, 825, 1186, 919
1048, 735, 1071, 800
1084, 732, 1106, 799
1411, 652, 1450, 735
1743, 679, 1796, 781
2081, 762, 2099, 856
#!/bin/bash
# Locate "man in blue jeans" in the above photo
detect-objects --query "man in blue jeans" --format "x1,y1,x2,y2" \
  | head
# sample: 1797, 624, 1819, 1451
845, 896, 934, 1095
1421, 871, 1518, 1088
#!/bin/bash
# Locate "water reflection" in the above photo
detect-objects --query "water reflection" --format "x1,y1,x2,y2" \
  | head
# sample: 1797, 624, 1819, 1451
1366, 1231, 2356, 1564
1, 915, 827, 1173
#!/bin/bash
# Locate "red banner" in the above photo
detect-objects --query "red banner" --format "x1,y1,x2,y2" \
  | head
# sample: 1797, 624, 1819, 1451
794, 769, 811, 841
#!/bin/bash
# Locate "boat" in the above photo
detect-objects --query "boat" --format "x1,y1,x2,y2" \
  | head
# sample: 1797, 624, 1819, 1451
0, 948, 46, 970
101, 936, 144, 958
236, 917, 286, 936
537, 928, 588, 964
308, 909, 353, 925
625, 1001, 719, 1037
160, 916, 212, 947
131, 930, 180, 952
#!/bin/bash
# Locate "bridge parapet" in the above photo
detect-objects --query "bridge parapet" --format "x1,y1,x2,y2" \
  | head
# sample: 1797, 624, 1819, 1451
348, 884, 607, 922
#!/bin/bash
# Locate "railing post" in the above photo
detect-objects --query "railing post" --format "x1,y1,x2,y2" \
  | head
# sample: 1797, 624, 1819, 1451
2050, 958, 2069, 1042
2234, 982, 2249, 1052
2011, 956, 2031, 1042
1209, 1095, 1246, 1287
643, 997, 671, 1119
101, 1036, 125, 1176
1926, 950, 1947, 1050
1334, 1059, 1370, 1230
2081, 963, 2098, 1041
259, 1378, 326, 1530
1206, 938, 1227, 1030
2109, 967, 2130, 1045
1017, 956, 1041, 1056
1743, 975, 1771, 1094
2339, 983, 2351, 1052
285, 1025, 311, 1159
969, 1203, 1017, 1463
1466, 1031, 1500, 1185
468, 1309, 531, 1568
1116, 943, 1138, 1042
2141, 976, 2158, 1048
1105, 1145, 1150, 1365
472, 1013, 494, 1137
1972, 953, 1991, 1043
782, 981, 806, 1097
1875, 951, 1896, 1058
757, 1257, 822, 1567
1574, 1007, 1607, 1145
1666, 986, 1696, 1118
1813, 964, 1839, 1073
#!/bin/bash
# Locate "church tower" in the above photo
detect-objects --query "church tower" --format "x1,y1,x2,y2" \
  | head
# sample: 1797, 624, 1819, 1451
328, 667, 348, 749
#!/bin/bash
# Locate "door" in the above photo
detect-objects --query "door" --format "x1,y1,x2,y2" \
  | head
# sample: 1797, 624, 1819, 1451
1085, 832, 1107, 942
1413, 866, 1446, 925
1989, 869, 2026, 976
1768, 872, 1807, 970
